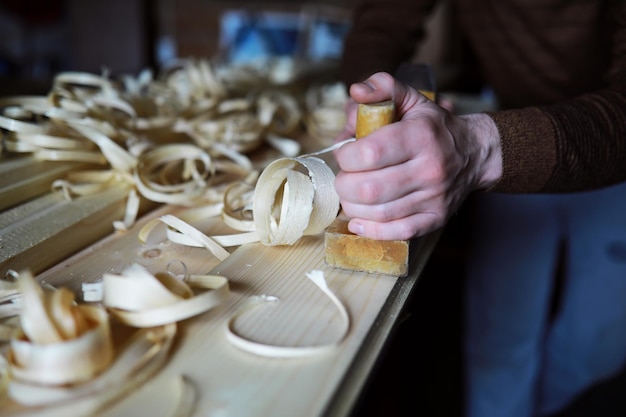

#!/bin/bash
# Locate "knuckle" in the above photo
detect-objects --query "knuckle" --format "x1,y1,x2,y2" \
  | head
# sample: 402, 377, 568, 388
430, 164, 448, 184
359, 141, 383, 167
421, 159, 448, 185
414, 116, 438, 134
372, 71, 395, 88
359, 181, 382, 204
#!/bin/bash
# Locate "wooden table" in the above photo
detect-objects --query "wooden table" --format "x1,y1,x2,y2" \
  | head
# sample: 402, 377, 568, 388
0, 149, 440, 416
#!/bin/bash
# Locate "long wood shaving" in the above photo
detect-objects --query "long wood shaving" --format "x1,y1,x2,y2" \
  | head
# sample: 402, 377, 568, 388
133, 143, 214, 205
139, 215, 232, 261
225, 270, 349, 358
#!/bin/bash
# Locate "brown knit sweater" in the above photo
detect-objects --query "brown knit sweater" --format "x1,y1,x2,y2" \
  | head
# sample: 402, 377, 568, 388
340, 0, 626, 193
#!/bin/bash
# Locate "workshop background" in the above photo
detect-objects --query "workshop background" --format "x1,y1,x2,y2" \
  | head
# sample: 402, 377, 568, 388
0, 1, 623, 416
0, 0, 459, 95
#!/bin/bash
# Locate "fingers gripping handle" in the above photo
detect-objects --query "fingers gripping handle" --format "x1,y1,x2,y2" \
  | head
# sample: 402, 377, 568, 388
355, 101, 395, 139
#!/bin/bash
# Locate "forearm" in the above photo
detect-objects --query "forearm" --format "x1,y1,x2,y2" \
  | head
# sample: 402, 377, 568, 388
487, 86, 626, 194
486, 107, 557, 193
540, 88, 626, 192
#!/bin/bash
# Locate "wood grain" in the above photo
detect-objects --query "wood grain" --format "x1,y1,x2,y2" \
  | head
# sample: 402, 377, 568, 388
0, 198, 440, 416
0, 155, 89, 211
0, 132, 440, 416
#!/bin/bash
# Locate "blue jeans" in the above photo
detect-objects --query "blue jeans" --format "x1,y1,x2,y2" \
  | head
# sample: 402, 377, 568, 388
464, 181, 626, 417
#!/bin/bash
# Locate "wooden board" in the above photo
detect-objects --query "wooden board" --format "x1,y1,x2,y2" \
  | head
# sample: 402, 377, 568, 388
0, 126, 440, 416
0, 197, 439, 416
0, 155, 89, 212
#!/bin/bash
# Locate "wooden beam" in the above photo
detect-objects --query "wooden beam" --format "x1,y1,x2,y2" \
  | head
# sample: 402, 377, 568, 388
0, 184, 155, 277
0, 155, 89, 211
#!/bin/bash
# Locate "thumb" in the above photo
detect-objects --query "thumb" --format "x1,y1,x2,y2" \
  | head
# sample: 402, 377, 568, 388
349, 72, 426, 115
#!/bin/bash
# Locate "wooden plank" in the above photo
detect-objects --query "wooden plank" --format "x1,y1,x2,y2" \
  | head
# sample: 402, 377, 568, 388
0, 200, 440, 416
0, 184, 156, 277
0, 130, 440, 416
0, 155, 89, 211
0, 137, 287, 279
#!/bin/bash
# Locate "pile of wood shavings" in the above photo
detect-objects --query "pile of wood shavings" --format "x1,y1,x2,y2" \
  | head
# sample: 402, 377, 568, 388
0, 57, 346, 231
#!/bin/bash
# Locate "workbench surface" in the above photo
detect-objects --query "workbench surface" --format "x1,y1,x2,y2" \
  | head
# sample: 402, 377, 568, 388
0, 151, 440, 416
0, 58, 446, 415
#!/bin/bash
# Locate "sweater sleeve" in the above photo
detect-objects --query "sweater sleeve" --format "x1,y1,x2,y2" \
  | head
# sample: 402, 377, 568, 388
488, 0, 626, 194
339, 0, 438, 86
488, 84, 626, 193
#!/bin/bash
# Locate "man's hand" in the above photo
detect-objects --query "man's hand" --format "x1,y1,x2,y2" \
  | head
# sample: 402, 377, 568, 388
333, 72, 502, 240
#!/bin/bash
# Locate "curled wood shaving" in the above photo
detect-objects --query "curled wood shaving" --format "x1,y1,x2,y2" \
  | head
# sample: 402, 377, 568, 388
0, 269, 201, 414
252, 155, 340, 246
304, 82, 348, 144
133, 143, 214, 205
139, 214, 232, 261
221, 177, 256, 232
138, 153, 340, 254
0, 265, 212, 416
100, 263, 230, 328
256, 90, 302, 136
225, 270, 349, 358
8, 324, 177, 413
7, 270, 113, 386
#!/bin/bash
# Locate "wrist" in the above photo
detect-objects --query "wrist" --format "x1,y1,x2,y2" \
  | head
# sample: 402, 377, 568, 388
461, 113, 502, 190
